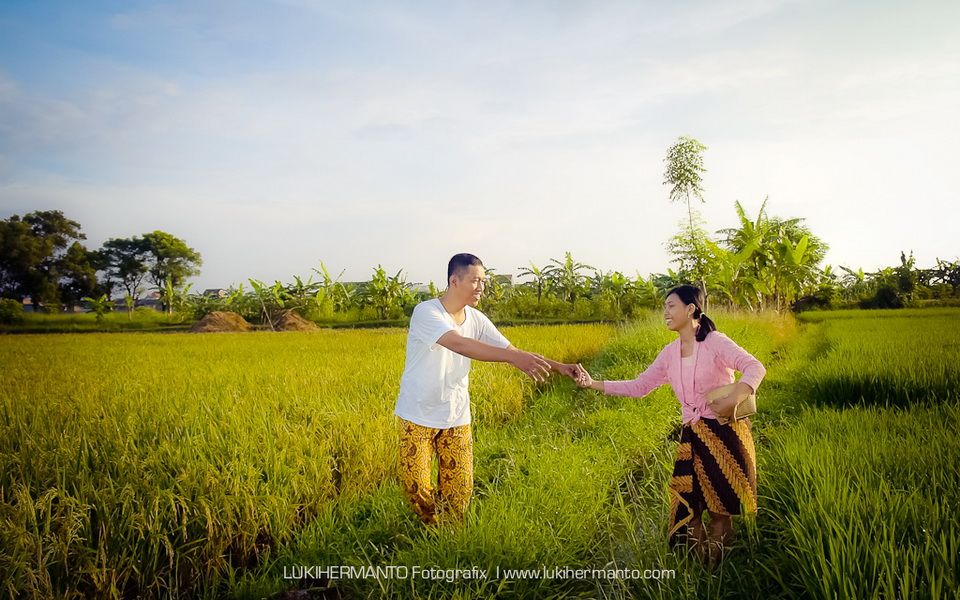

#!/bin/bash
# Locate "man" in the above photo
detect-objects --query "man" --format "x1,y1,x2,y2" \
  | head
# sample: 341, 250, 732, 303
395, 253, 578, 524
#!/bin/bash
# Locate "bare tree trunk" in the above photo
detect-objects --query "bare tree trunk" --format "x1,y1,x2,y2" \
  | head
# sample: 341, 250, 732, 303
686, 191, 709, 310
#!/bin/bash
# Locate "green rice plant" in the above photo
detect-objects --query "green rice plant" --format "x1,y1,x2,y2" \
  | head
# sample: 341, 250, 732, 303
8, 308, 954, 599
0, 325, 614, 598
267, 311, 793, 599
794, 310, 960, 408
755, 404, 960, 599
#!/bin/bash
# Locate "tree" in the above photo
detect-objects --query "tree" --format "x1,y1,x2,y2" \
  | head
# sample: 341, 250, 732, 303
590, 270, 630, 316
98, 236, 151, 300
895, 250, 918, 300
663, 136, 708, 301
142, 231, 202, 313
58, 241, 99, 307
932, 258, 960, 296
0, 210, 88, 308
766, 218, 828, 311
479, 267, 509, 313
248, 278, 287, 330
665, 212, 715, 284
839, 266, 870, 302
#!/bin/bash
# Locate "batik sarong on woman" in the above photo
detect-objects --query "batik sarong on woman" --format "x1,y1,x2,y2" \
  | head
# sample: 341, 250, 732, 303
667, 417, 757, 547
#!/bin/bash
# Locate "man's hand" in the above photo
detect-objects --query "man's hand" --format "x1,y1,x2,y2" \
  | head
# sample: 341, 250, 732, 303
549, 362, 582, 379
510, 351, 552, 383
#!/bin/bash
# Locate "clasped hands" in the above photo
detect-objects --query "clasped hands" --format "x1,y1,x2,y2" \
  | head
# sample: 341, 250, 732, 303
556, 362, 597, 389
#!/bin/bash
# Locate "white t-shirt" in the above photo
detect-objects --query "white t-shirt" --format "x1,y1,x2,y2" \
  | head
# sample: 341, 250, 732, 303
394, 298, 511, 428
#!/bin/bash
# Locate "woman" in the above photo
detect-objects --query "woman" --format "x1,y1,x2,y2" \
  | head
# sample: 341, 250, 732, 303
574, 285, 765, 565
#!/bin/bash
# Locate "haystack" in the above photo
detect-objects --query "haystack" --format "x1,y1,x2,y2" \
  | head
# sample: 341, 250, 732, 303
190, 311, 253, 333
275, 310, 319, 332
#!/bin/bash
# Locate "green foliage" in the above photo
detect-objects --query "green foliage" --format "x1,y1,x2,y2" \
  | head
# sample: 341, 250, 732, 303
663, 136, 709, 295
715, 198, 829, 311
361, 265, 415, 320
663, 136, 707, 205
97, 236, 151, 299
0, 210, 90, 307
141, 230, 202, 296
3, 309, 956, 597
0, 298, 24, 324
81, 293, 112, 323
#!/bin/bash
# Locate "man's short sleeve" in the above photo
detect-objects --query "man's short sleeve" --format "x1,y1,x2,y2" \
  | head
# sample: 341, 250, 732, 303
476, 310, 511, 349
410, 301, 456, 346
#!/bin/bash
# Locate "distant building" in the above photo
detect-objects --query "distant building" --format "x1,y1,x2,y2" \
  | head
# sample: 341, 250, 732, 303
137, 291, 164, 310
203, 288, 229, 298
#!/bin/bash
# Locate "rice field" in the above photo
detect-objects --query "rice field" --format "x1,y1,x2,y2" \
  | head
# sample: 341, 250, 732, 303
1, 309, 957, 599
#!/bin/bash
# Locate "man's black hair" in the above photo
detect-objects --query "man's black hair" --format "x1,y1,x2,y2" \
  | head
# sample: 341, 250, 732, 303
447, 253, 484, 280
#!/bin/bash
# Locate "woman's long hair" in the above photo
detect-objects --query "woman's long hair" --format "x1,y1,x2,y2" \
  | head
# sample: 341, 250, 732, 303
666, 285, 716, 342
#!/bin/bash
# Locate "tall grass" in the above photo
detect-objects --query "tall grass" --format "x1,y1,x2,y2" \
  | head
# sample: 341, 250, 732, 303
0, 310, 189, 333
3, 308, 956, 599
0, 325, 614, 597
757, 404, 960, 599
794, 310, 960, 408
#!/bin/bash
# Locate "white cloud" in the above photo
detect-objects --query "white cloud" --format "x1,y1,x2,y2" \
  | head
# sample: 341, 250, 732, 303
2, 0, 958, 289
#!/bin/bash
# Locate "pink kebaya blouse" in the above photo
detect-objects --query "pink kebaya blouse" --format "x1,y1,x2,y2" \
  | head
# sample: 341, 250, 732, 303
603, 332, 766, 425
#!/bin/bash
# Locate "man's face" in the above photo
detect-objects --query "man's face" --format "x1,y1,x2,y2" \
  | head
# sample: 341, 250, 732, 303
452, 264, 486, 307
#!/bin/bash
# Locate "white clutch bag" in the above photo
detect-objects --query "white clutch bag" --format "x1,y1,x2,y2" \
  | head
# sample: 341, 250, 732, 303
705, 382, 756, 425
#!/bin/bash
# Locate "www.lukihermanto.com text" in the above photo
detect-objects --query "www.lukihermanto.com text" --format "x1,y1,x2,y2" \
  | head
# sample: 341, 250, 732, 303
283, 565, 676, 582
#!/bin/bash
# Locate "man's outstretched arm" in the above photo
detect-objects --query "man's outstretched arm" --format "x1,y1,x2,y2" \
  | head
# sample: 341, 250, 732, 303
436, 331, 552, 382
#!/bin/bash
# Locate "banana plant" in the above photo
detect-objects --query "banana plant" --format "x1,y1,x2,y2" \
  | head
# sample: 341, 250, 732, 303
362, 266, 411, 320
517, 261, 554, 307
286, 275, 320, 312
248, 278, 286, 330
161, 276, 192, 316
547, 252, 594, 304
312, 261, 357, 313
123, 294, 135, 320
82, 293, 112, 323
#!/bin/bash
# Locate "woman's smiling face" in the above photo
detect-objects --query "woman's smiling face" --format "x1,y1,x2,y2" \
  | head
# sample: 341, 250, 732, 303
664, 292, 694, 331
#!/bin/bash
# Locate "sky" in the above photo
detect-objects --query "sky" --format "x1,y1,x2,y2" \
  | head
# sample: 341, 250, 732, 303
1, 0, 958, 291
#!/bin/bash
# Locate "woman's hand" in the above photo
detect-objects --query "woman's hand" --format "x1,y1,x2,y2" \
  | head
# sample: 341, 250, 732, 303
711, 393, 739, 418
574, 364, 601, 390
712, 382, 753, 417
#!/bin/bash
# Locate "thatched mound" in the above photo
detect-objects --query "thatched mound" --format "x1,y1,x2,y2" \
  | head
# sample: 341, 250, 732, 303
190, 311, 253, 333
275, 310, 319, 332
